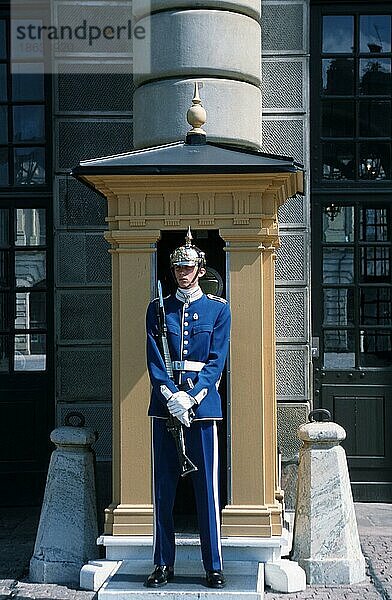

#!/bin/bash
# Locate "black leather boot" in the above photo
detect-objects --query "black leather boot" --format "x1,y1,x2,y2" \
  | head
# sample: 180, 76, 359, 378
206, 570, 226, 588
146, 565, 174, 587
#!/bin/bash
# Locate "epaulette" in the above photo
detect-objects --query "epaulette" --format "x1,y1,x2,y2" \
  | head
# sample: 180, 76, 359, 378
207, 294, 227, 304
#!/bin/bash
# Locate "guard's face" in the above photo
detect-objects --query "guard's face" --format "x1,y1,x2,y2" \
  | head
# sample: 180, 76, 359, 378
174, 265, 205, 289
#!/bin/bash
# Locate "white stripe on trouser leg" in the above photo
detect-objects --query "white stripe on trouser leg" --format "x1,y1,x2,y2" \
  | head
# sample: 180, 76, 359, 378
152, 420, 157, 561
213, 421, 223, 569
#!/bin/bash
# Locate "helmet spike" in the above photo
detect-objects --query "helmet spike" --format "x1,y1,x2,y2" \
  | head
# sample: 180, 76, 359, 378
185, 226, 193, 248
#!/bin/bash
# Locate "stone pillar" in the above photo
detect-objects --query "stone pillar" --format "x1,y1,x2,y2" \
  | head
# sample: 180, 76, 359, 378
292, 420, 366, 584
29, 426, 98, 585
103, 228, 160, 535
132, 0, 261, 149
220, 228, 282, 537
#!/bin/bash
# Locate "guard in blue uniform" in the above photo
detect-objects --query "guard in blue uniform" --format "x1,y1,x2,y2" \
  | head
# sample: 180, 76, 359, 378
145, 229, 231, 589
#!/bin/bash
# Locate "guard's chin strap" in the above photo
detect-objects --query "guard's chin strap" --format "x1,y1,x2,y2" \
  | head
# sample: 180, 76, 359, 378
190, 267, 202, 286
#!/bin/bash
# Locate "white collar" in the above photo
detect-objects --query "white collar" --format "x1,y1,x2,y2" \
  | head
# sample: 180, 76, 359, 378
176, 286, 203, 304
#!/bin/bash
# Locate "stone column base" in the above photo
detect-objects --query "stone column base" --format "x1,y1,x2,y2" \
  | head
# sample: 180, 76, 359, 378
221, 504, 282, 537
104, 504, 154, 536
298, 556, 367, 585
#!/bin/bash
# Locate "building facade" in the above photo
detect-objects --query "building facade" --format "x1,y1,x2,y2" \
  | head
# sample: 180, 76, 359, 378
0, 0, 391, 513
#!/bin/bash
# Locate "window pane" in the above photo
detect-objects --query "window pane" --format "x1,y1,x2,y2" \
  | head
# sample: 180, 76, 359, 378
323, 58, 354, 95
323, 206, 354, 242
323, 247, 354, 284
0, 293, 9, 330
0, 251, 8, 288
13, 106, 45, 142
360, 15, 391, 54
0, 208, 9, 247
14, 147, 45, 185
322, 100, 354, 137
322, 142, 354, 180
323, 16, 354, 54
15, 208, 46, 246
360, 59, 391, 95
324, 329, 355, 369
360, 207, 389, 242
360, 288, 391, 326
0, 21, 6, 59
360, 247, 390, 281
15, 292, 46, 329
14, 333, 46, 371
0, 106, 8, 144
359, 101, 391, 137
360, 330, 392, 367
0, 64, 7, 101
0, 148, 9, 185
0, 334, 9, 372
324, 288, 354, 325
12, 63, 44, 100
15, 251, 46, 288
359, 142, 391, 180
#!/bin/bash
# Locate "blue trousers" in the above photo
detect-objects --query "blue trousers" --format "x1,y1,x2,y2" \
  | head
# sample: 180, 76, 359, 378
152, 418, 223, 572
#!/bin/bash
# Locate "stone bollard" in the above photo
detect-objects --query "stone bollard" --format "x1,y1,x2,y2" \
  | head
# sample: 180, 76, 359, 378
291, 409, 366, 585
29, 419, 99, 585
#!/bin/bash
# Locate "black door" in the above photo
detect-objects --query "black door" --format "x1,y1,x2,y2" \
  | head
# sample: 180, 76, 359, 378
312, 201, 392, 501
310, 5, 392, 501
157, 229, 227, 530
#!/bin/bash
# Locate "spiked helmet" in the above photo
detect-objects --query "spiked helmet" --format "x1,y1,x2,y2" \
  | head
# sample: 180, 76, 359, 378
170, 227, 206, 268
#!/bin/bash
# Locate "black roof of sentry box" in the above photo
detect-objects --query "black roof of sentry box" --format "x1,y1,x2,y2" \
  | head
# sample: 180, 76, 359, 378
71, 137, 303, 178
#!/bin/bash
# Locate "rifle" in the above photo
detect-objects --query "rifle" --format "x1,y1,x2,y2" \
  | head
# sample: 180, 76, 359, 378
156, 281, 198, 477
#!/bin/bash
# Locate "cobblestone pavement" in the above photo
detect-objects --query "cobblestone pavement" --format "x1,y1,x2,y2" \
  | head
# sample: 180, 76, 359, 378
0, 503, 391, 599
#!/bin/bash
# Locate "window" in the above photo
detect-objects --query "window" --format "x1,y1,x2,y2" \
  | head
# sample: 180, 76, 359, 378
317, 14, 392, 182
0, 19, 47, 186
0, 207, 48, 372
322, 204, 392, 369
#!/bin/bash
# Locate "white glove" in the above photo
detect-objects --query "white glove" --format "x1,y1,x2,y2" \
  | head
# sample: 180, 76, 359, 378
167, 391, 195, 418
177, 410, 191, 428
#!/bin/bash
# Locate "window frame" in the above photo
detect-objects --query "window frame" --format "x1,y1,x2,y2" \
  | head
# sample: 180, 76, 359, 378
311, 2, 392, 190
0, 12, 52, 189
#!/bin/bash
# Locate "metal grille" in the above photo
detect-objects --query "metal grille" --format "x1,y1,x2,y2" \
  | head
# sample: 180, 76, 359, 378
58, 290, 111, 342
278, 194, 305, 225
57, 402, 112, 460
57, 120, 133, 170
275, 289, 306, 341
55, 3, 132, 54
277, 402, 309, 460
262, 60, 304, 109
261, 3, 304, 52
275, 234, 305, 283
58, 347, 111, 401
57, 177, 107, 228
276, 347, 306, 397
57, 72, 134, 113
86, 235, 112, 283
278, 401, 309, 509
57, 232, 111, 286
261, 118, 304, 163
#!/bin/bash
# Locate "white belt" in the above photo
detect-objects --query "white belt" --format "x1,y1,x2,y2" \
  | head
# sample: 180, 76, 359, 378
172, 360, 205, 372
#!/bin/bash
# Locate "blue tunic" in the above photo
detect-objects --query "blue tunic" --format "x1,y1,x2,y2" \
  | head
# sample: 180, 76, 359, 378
146, 292, 231, 420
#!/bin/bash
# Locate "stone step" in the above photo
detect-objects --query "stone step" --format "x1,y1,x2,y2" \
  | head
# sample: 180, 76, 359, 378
99, 534, 285, 563
98, 559, 264, 600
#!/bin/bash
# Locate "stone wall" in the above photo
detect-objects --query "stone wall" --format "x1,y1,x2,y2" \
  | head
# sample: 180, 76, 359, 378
260, 0, 312, 508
